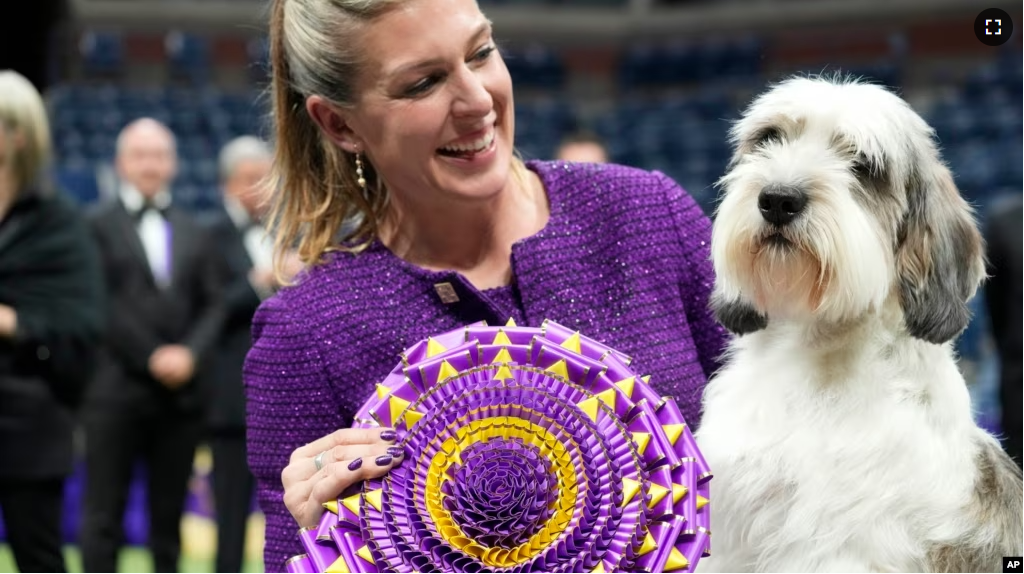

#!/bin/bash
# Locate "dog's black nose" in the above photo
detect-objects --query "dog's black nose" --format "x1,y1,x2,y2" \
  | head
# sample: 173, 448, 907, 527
758, 185, 807, 226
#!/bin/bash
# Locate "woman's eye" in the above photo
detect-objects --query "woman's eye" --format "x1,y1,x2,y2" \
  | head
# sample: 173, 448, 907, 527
472, 46, 496, 63
404, 74, 442, 97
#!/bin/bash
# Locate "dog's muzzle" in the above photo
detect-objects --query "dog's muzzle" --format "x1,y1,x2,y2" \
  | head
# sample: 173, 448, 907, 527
758, 185, 807, 226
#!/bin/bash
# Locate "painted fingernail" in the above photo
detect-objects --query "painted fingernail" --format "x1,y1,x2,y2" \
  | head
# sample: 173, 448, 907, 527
347, 458, 363, 471
387, 446, 405, 458
379, 430, 397, 441
375, 455, 393, 466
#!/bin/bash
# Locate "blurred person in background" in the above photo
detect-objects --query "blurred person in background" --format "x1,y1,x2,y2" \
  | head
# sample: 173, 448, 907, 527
0, 69, 104, 574
983, 194, 1022, 468
80, 118, 227, 573
555, 129, 609, 164
204, 135, 301, 573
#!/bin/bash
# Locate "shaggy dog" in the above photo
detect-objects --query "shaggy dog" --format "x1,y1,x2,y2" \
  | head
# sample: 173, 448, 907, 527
695, 76, 1023, 573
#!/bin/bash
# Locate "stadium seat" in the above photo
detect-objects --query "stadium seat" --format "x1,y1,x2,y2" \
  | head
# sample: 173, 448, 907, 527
79, 31, 125, 77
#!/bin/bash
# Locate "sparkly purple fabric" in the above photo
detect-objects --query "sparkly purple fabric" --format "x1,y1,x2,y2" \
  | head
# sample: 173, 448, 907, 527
244, 160, 729, 571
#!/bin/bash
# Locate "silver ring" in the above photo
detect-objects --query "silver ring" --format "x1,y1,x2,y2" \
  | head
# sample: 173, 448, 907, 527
314, 450, 327, 472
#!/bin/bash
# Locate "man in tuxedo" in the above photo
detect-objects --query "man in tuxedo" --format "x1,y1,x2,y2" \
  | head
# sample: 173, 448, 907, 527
81, 118, 227, 573
204, 135, 300, 572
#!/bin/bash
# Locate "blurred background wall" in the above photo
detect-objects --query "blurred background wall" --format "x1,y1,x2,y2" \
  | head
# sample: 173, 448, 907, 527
0, 0, 1019, 571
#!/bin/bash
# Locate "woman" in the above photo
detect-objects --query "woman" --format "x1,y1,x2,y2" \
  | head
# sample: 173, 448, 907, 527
0, 70, 105, 572
246, 0, 729, 569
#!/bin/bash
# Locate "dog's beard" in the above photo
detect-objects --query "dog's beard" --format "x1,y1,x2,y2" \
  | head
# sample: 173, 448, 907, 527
737, 227, 829, 318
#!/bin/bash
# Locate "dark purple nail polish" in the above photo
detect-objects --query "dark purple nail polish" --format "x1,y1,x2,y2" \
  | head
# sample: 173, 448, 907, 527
387, 446, 405, 458
347, 458, 363, 471
375, 455, 393, 466
379, 430, 397, 442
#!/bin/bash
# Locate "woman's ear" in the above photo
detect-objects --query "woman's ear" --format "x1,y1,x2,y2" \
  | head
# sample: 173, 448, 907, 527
306, 95, 363, 153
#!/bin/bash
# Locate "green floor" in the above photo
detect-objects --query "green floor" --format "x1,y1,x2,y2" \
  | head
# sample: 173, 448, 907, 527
0, 545, 263, 573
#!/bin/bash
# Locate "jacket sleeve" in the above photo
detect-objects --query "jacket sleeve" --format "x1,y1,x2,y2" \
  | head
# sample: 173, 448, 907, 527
11, 197, 106, 407
244, 293, 348, 572
657, 171, 731, 382
183, 225, 231, 370
225, 274, 265, 324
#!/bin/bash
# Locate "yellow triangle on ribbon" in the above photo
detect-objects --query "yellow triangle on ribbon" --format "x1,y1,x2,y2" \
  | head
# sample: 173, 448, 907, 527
622, 478, 642, 505
341, 493, 361, 516
404, 409, 424, 428
577, 396, 600, 423
426, 338, 447, 358
436, 360, 459, 383
365, 489, 383, 512
596, 387, 618, 410
665, 547, 689, 571
326, 556, 351, 573
322, 499, 339, 514
505, 317, 517, 327
641, 375, 651, 384
440, 437, 463, 466
591, 561, 606, 573
614, 376, 635, 399
356, 545, 376, 565
492, 330, 512, 346
375, 383, 390, 399
389, 395, 411, 424
494, 365, 514, 380
492, 348, 513, 364
697, 495, 709, 510
632, 432, 651, 455
639, 532, 658, 555
663, 424, 685, 445
545, 359, 568, 380
648, 482, 670, 509
560, 332, 582, 354
672, 483, 688, 504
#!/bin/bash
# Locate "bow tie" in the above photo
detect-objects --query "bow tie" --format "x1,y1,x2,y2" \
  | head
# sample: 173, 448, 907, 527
132, 200, 167, 223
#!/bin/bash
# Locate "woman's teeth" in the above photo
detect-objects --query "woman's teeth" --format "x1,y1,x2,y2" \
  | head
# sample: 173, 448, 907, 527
439, 130, 494, 155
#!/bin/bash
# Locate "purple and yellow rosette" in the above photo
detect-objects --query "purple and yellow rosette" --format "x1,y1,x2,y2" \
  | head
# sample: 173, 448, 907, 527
287, 320, 711, 573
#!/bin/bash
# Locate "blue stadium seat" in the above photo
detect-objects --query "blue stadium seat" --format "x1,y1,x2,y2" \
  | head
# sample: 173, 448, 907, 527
54, 165, 101, 205
79, 31, 125, 77
247, 36, 271, 85
166, 31, 211, 84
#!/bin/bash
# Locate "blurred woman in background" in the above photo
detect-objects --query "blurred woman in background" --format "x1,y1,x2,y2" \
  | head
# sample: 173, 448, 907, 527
0, 70, 105, 573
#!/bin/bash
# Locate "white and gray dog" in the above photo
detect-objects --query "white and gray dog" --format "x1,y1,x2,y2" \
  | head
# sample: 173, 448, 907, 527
695, 75, 1023, 572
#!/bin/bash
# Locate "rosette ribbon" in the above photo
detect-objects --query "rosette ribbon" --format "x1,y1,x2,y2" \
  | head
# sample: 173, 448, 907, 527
286, 319, 712, 573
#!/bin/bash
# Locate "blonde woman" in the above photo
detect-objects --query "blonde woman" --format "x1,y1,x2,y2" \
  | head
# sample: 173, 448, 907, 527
245, 0, 729, 569
0, 70, 104, 573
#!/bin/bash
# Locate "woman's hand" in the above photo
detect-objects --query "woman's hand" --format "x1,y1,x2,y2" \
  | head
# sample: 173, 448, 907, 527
282, 427, 404, 528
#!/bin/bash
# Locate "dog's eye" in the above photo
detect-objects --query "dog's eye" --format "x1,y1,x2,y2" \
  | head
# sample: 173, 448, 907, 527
754, 127, 782, 147
852, 155, 871, 177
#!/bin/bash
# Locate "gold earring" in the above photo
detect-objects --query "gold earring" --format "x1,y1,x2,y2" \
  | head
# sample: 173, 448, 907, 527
354, 152, 367, 191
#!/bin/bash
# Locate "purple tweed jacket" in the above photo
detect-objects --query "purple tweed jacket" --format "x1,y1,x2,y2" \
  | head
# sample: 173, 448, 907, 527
243, 160, 730, 571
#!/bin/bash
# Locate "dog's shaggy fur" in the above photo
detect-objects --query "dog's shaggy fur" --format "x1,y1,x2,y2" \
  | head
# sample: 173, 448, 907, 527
695, 76, 1023, 573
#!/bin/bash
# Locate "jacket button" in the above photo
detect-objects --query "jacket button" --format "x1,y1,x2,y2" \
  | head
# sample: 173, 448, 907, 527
434, 282, 460, 304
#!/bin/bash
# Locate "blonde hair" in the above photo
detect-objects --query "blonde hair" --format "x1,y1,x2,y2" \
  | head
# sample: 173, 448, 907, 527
266, 0, 527, 279
266, 0, 399, 278
0, 70, 52, 191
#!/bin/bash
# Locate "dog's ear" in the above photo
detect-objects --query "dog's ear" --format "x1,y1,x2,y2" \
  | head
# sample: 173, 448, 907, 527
896, 161, 986, 344
711, 292, 768, 335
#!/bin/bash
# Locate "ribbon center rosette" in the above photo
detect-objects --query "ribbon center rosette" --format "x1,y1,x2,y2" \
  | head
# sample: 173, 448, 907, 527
287, 320, 712, 573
